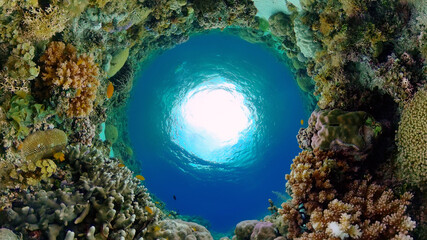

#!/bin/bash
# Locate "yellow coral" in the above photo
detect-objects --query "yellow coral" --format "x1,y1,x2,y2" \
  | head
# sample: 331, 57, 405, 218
23, 6, 69, 41
396, 88, 427, 188
40, 41, 100, 117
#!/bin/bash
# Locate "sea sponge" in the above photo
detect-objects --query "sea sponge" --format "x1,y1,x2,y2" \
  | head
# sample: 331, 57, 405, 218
39, 41, 100, 117
396, 88, 427, 188
21, 129, 68, 163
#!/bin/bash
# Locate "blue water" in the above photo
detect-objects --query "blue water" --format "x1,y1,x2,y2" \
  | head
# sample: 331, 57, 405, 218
128, 32, 305, 233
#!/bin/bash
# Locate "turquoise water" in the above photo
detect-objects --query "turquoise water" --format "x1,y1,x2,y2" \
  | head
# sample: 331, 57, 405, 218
128, 32, 305, 233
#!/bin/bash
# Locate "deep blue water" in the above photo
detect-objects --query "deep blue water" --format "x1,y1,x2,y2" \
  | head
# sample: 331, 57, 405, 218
128, 32, 305, 233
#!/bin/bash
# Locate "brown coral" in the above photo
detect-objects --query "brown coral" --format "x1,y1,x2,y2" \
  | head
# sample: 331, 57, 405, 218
39, 41, 100, 117
280, 149, 416, 239
21, 129, 68, 162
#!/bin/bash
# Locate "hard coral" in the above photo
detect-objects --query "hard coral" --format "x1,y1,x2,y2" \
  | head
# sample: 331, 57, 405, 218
308, 179, 415, 240
280, 149, 416, 239
396, 87, 427, 189
39, 41, 100, 117
1, 144, 157, 239
23, 6, 69, 41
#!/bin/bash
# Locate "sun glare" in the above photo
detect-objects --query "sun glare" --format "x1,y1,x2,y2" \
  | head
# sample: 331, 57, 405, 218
171, 79, 253, 162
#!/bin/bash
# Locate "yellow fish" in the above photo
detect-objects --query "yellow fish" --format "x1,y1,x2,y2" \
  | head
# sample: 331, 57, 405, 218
153, 226, 160, 232
145, 206, 153, 214
136, 175, 145, 181
53, 152, 65, 162
192, 227, 197, 232
300, 119, 304, 125
107, 81, 114, 99
118, 163, 125, 168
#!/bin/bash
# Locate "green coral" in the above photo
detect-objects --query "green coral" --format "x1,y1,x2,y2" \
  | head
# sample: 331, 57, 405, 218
6, 92, 56, 139
396, 88, 427, 188
5, 42, 39, 81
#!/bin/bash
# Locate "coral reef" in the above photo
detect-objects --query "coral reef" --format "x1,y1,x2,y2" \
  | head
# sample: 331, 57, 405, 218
280, 148, 416, 239
0, 0, 425, 239
144, 219, 213, 240
0, 144, 158, 239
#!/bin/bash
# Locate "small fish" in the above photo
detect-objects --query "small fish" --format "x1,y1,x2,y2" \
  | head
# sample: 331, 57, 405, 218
118, 163, 125, 168
173, 195, 176, 200
53, 152, 65, 162
155, 201, 159, 204
192, 227, 197, 232
145, 206, 153, 214
136, 175, 145, 181
300, 119, 304, 125
153, 226, 160, 232
107, 81, 114, 99
299, 145, 302, 149
218, 17, 222, 21
17, 143, 23, 151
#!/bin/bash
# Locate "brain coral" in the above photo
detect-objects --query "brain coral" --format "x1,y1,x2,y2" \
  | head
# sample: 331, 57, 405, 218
396, 87, 427, 188
39, 41, 99, 117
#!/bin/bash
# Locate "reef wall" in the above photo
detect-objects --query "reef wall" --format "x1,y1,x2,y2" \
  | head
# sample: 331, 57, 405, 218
0, 0, 425, 239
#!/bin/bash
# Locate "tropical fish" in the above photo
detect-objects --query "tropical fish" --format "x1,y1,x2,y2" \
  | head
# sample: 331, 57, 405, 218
17, 143, 23, 151
192, 227, 197, 232
173, 195, 176, 200
300, 119, 304, 125
153, 226, 160, 232
136, 175, 145, 181
53, 152, 65, 162
118, 163, 125, 168
145, 206, 153, 214
107, 81, 114, 99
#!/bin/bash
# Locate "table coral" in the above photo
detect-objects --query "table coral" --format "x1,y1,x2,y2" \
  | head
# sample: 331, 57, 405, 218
396, 87, 427, 189
39, 41, 100, 117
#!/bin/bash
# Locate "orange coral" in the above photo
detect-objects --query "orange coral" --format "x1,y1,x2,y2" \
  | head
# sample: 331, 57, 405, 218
39, 41, 99, 117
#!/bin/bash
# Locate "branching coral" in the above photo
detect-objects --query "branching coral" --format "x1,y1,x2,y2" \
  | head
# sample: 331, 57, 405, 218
0, 144, 158, 239
396, 87, 427, 189
23, 6, 69, 41
39, 41, 100, 117
280, 149, 416, 239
